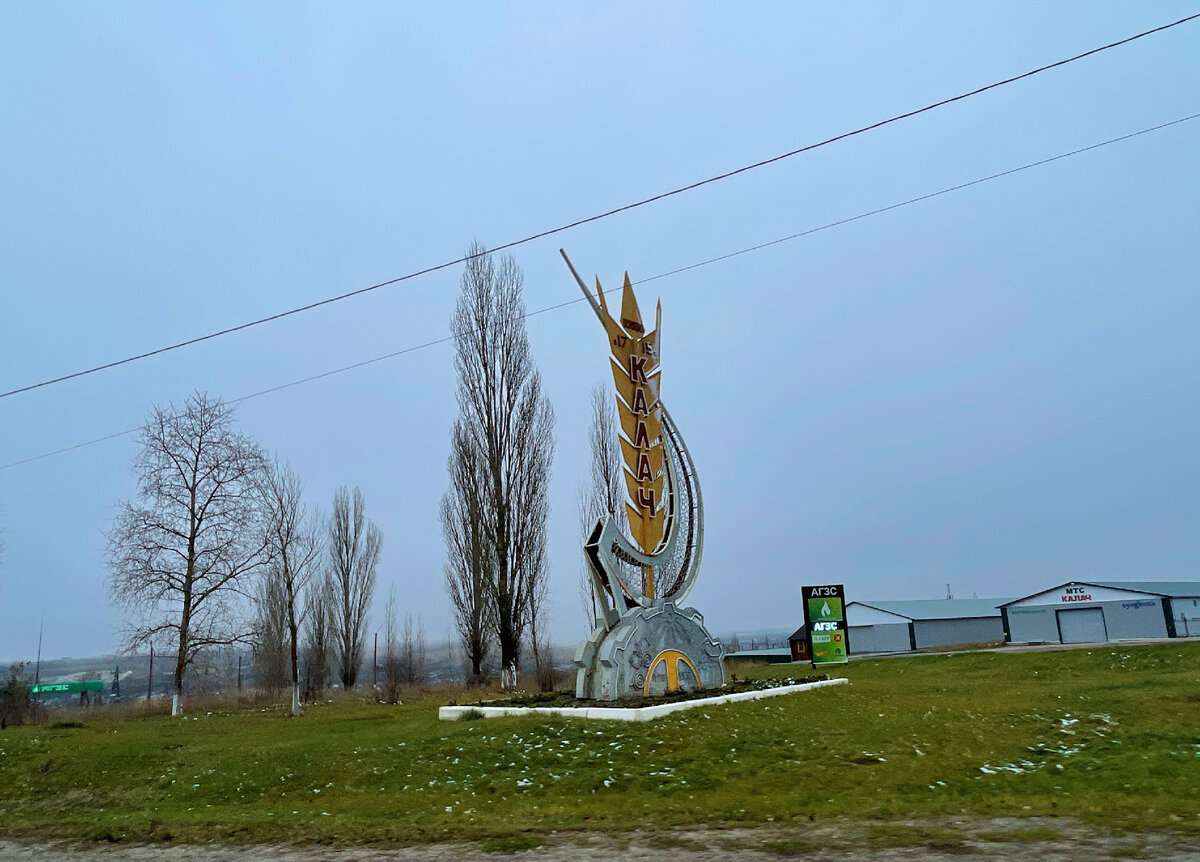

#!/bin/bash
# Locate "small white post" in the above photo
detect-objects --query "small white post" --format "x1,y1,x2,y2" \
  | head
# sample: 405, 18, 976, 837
171, 693, 181, 716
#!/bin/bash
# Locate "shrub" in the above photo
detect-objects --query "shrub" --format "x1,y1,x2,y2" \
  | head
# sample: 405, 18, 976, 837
0, 663, 40, 728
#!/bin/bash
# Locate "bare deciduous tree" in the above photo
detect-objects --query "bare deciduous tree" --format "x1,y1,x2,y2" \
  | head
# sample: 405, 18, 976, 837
577, 382, 628, 630
107, 391, 269, 711
441, 420, 492, 683
301, 572, 333, 698
262, 461, 323, 715
443, 241, 555, 679
445, 625, 458, 673
382, 585, 401, 703
328, 486, 381, 690
529, 560, 555, 691
399, 611, 427, 686
253, 567, 289, 695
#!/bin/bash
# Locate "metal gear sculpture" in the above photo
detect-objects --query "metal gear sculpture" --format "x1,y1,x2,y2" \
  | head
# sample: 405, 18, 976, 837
562, 250, 725, 700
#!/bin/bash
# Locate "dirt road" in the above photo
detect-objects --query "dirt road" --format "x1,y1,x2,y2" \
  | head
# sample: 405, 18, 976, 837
4, 818, 1199, 860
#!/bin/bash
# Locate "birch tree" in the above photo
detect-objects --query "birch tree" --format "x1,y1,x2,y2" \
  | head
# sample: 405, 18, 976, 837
107, 390, 269, 710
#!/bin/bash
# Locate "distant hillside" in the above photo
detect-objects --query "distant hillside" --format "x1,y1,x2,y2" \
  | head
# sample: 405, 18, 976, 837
6, 639, 581, 695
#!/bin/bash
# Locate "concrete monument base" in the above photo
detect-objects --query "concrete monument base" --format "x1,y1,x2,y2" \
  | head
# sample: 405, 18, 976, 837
575, 600, 725, 701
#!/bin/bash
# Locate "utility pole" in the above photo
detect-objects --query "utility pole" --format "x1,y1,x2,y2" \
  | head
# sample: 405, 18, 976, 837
237, 655, 243, 691
373, 632, 378, 689
147, 644, 154, 701
34, 619, 43, 685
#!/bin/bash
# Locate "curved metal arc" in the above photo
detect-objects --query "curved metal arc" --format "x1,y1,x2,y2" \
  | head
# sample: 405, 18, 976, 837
585, 402, 704, 613
660, 405, 705, 604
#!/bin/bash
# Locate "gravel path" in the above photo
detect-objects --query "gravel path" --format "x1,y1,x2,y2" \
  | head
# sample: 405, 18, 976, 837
4, 819, 1199, 860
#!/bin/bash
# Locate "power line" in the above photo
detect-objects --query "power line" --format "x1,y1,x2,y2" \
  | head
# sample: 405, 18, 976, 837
2, 111, 1194, 473
3, 12, 1197, 402
636, 113, 1200, 287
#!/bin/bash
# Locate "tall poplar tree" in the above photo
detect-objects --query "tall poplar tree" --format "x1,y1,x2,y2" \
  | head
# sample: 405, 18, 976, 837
442, 241, 555, 678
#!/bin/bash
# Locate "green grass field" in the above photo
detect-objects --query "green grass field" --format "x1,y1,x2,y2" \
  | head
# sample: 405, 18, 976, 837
1, 642, 1198, 847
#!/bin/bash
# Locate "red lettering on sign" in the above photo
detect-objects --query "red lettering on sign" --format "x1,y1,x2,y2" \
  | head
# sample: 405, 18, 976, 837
633, 420, 651, 449
631, 387, 650, 415
1061, 594, 1092, 603
636, 487, 657, 511
628, 354, 648, 384
636, 452, 654, 481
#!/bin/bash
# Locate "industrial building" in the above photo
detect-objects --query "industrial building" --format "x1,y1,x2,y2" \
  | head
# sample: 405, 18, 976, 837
846, 599, 1010, 654
1000, 581, 1200, 644
724, 646, 793, 664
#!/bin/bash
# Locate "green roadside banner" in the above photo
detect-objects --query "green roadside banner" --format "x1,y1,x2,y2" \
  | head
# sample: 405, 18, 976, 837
29, 680, 104, 695
802, 584, 849, 666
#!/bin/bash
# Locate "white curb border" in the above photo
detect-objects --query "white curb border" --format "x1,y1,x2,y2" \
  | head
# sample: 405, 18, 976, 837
439, 677, 849, 722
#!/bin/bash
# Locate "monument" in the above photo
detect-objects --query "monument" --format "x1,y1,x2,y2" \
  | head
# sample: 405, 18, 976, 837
562, 250, 726, 700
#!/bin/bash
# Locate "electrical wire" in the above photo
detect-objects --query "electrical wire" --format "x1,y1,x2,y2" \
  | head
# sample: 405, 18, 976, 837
2, 111, 1195, 473
2, 11, 1197, 401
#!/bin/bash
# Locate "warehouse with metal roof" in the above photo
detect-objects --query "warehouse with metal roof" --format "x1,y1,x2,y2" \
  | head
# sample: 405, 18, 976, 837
1000, 581, 1200, 644
847, 598, 1010, 654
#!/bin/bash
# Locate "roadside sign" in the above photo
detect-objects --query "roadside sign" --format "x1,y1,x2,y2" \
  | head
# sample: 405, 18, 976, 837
30, 680, 104, 695
802, 584, 849, 666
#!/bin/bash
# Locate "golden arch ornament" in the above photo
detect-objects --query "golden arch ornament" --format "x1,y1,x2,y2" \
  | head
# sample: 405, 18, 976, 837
563, 250, 726, 701
644, 649, 702, 696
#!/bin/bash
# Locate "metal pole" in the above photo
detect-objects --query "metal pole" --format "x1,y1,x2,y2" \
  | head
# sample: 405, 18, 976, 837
34, 619, 43, 685
373, 632, 378, 689
237, 655, 242, 691
147, 645, 154, 701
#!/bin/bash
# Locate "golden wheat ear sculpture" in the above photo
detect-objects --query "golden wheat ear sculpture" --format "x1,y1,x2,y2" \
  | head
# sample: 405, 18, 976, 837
562, 249, 724, 701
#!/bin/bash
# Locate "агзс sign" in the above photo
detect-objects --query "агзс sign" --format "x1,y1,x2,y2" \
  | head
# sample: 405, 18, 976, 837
803, 584, 849, 666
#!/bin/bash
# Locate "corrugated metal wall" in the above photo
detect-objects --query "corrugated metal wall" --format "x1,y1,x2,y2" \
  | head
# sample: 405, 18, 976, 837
912, 617, 1004, 648
848, 623, 911, 653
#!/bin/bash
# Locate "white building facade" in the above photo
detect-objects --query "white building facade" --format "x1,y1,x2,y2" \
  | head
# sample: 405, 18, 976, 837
1000, 581, 1200, 644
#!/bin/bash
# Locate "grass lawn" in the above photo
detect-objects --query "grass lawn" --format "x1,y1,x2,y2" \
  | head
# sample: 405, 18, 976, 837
1, 642, 1198, 846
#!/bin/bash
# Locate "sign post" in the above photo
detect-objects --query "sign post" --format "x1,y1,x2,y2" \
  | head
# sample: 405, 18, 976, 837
802, 584, 849, 667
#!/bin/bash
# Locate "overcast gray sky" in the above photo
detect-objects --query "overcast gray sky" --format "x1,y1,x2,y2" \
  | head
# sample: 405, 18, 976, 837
2, 3, 1198, 662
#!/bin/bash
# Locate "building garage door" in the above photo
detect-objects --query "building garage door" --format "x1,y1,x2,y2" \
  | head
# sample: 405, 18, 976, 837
1057, 608, 1106, 643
